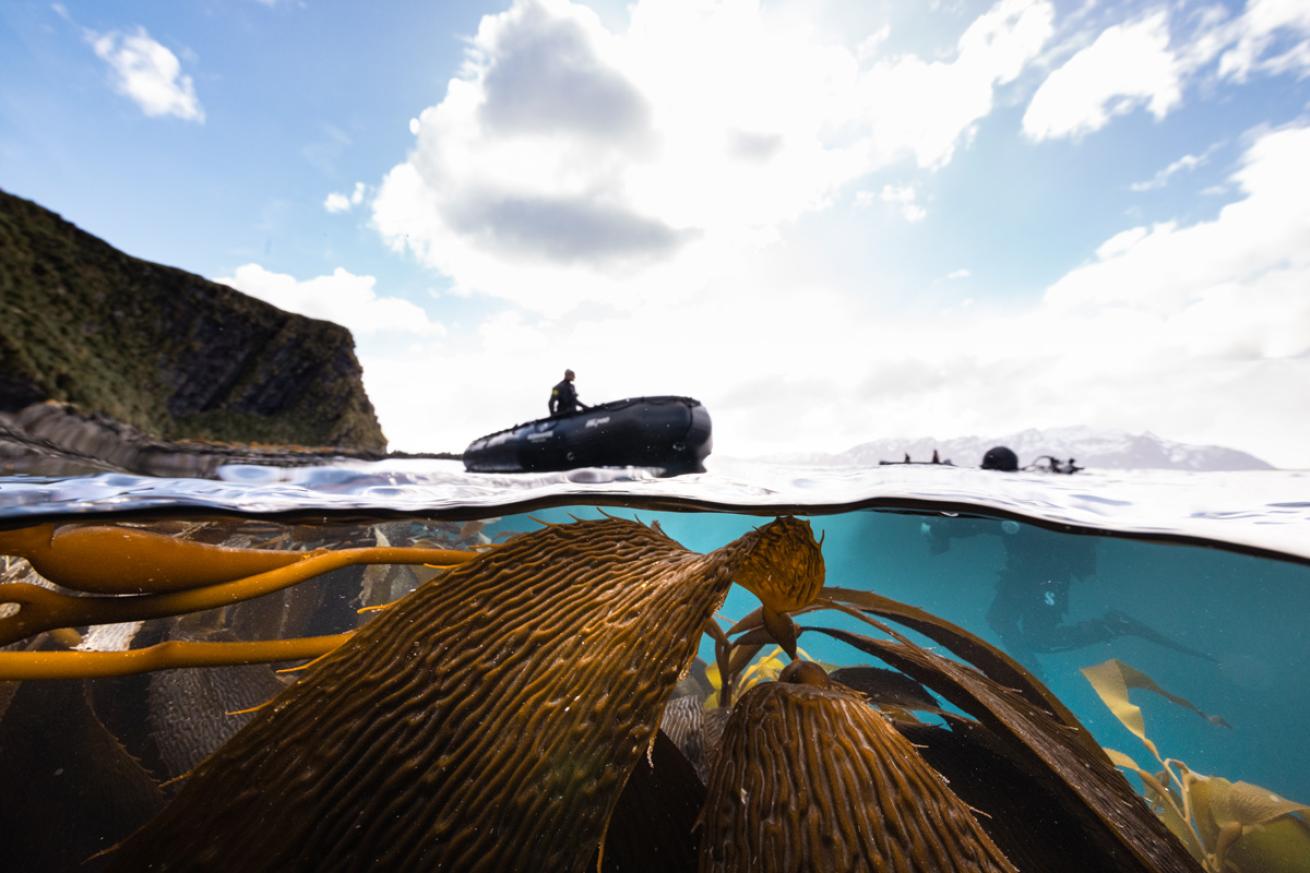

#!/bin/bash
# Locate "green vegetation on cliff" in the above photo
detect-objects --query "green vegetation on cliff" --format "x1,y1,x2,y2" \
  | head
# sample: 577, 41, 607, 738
0, 189, 386, 451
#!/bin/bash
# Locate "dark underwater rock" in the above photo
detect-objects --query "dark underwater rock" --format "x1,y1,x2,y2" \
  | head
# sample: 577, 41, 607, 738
0, 189, 386, 453
0, 679, 164, 872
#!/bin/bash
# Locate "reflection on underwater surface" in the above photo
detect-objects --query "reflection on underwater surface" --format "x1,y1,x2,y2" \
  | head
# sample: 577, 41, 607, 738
0, 502, 1306, 871
1, 459, 1308, 560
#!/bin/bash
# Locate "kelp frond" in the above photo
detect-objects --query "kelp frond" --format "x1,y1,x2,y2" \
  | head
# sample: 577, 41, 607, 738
0, 634, 351, 680
1083, 658, 1309, 873
0, 544, 477, 647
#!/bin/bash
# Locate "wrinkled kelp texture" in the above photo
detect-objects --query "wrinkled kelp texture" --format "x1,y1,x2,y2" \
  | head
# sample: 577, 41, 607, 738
106, 517, 818, 872
700, 676, 1016, 873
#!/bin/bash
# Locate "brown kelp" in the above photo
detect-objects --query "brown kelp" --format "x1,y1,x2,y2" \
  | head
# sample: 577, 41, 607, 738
0, 514, 1215, 872
700, 663, 1016, 873
806, 624, 1200, 873
100, 516, 822, 871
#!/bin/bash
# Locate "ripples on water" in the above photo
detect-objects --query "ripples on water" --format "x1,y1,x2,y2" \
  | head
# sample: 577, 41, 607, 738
2, 458, 1308, 558
1, 458, 1307, 869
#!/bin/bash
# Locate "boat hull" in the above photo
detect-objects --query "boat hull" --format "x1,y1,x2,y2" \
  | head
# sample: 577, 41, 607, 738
463, 396, 712, 475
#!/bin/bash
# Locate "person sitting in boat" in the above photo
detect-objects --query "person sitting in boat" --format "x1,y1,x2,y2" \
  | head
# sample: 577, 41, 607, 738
548, 369, 589, 417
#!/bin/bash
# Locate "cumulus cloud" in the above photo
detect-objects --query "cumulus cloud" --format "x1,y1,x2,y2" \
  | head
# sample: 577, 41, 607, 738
1023, 12, 1180, 140
89, 27, 204, 122
324, 182, 368, 214
1045, 124, 1310, 356
372, 0, 1053, 312
215, 264, 445, 338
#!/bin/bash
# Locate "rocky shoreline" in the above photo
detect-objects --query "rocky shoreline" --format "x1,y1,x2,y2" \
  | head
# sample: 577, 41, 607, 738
0, 401, 459, 479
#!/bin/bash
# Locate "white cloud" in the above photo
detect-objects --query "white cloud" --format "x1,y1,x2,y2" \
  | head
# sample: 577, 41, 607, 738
1045, 124, 1310, 348
214, 265, 446, 338
372, 0, 1052, 312
1023, 12, 1180, 140
1218, 0, 1310, 81
323, 182, 368, 214
945, 268, 971, 280
1128, 147, 1214, 191
1024, 2, 1310, 143
862, 0, 1054, 167
879, 184, 927, 222
89, 27, 204, 122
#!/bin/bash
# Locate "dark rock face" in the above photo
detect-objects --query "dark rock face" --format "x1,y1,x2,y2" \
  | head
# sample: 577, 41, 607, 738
0, 189, 387, 452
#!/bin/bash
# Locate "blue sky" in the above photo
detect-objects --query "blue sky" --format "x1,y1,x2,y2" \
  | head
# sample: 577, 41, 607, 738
2, 0, 1308, 465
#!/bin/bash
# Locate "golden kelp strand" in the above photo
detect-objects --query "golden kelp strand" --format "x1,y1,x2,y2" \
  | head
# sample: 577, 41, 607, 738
0, 634, 351, 679
0, 522, 309, 593
0, 545, 474, 647
699, 674, 1017, 873
106, 517, 796, 873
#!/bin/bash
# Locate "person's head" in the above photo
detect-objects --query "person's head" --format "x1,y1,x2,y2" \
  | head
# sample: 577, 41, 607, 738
564, 369, 575, 381
981, 445, 1019, 472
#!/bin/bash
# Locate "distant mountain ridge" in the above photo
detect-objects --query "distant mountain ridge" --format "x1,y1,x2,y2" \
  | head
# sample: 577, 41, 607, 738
762, 427, 1275, 471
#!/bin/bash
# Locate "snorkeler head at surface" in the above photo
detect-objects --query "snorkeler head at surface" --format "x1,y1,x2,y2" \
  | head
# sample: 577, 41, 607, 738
981, 445, 1019, 471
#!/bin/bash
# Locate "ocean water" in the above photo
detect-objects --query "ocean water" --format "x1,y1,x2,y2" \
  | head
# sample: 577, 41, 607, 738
1, 459, 1306, 870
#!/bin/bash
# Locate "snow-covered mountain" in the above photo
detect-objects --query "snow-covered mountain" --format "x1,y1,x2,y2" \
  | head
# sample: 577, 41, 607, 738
761, 427, 1275, 471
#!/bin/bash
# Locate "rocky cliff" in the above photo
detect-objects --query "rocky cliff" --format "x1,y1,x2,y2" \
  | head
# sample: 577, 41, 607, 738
0, 189, 386, 452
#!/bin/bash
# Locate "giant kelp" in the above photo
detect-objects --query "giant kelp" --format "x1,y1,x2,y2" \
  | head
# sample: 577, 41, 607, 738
1082, 658, 1310, 873
0, 515, 1209, 872
700, 666, 1016, 873
100, 516, 821, 871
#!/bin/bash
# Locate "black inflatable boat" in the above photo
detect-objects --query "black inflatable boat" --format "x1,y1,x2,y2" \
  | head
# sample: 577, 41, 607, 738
463, 396, 712, 475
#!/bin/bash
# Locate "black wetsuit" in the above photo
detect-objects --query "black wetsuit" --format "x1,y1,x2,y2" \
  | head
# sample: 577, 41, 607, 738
549, 380, 583, 416
928, 521, 1119, 671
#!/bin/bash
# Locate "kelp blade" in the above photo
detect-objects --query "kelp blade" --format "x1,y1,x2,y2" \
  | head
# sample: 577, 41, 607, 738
699, 678, 1017, 873
809, 626, 1204, 873
107, 518, 735, 872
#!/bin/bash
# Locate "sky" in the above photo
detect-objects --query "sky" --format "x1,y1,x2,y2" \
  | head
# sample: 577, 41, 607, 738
2, 0, 1308, 467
